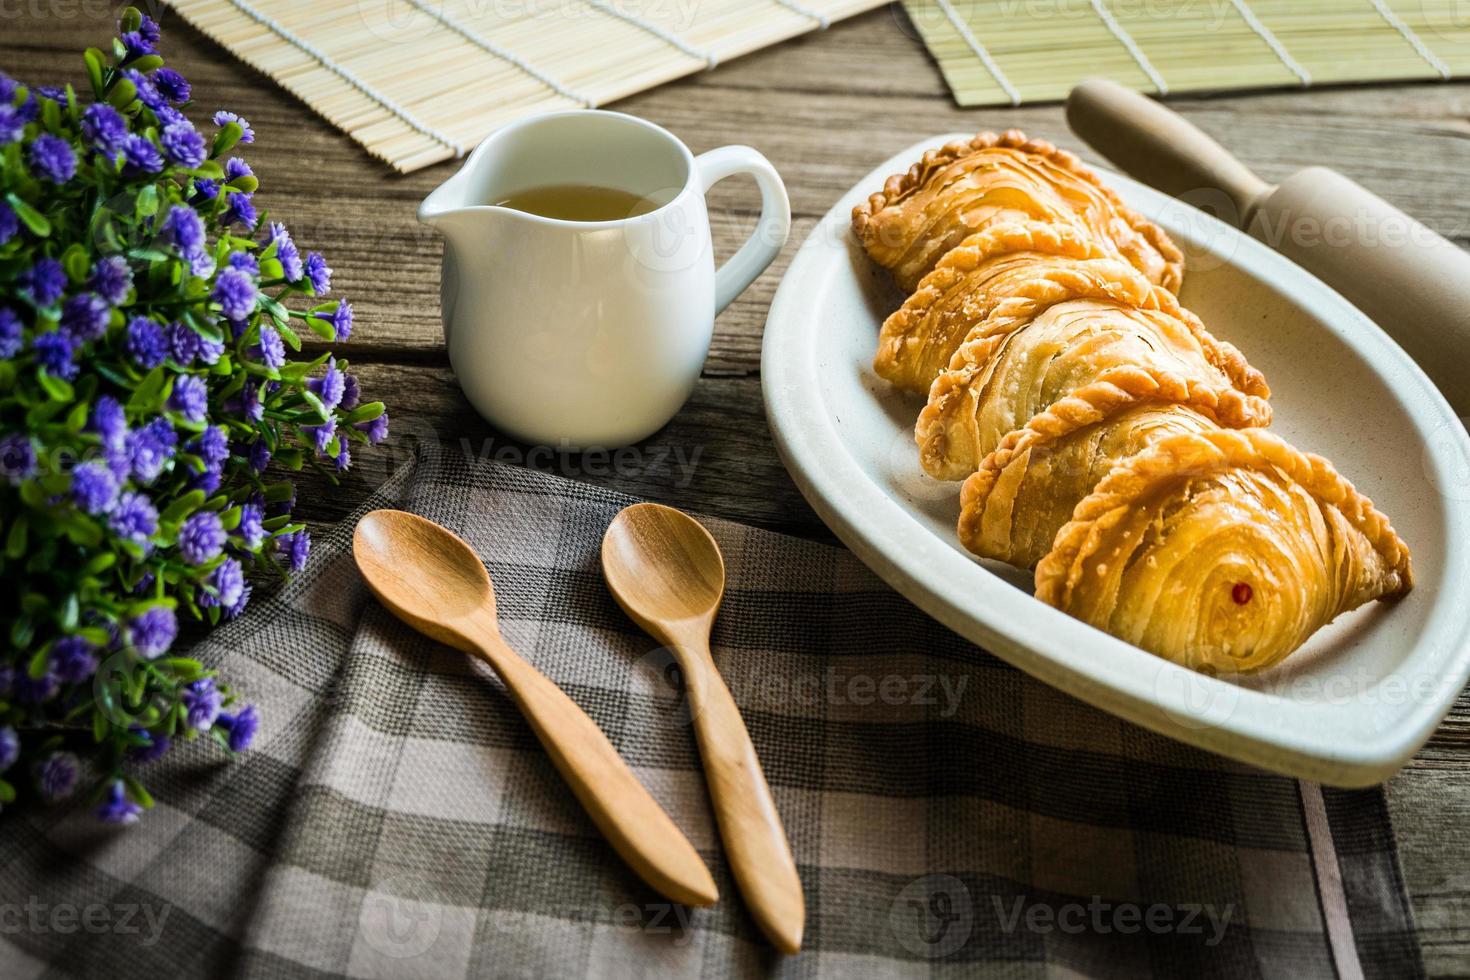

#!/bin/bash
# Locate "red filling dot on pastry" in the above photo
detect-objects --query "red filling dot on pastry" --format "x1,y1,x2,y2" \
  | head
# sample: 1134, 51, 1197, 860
1232, 582, 1253, 605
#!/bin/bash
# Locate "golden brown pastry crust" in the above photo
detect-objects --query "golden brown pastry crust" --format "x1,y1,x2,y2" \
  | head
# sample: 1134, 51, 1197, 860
851, 129, 1185, 295
876, 221, 1117, 393
915, 298, 1272, 480
1033, 428, 1412, 672
958, 370, 1225, 567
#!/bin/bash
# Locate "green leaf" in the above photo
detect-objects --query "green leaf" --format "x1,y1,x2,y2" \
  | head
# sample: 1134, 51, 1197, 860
301, 390, 330, 421
122, 776, 155, 810
10, 617, 34, 649
41, 97, 61, 132
65, 399, 90, 433
28, 645, 50, 680
62, 243, 90, 283
345, 401, 386, 424
219, 506, 242, 532
160, 489, 207, 526
303, 313, 335, 342
84, 49, 106, 96
5, 517, 27, 559
106, 77, 137, 109
130, 55, 163, 73
63, 515, 103, 548
93, 710, 109, 743
211, 121, 243, 158
37, 369, 74, 402
60, 593, 79, 631
121, 6, 142, 32
6, 193, 52, 237
186, 160, 225, 180
82, 552, 116, 575
135, 184, 159, 218
227, 173, 259, 194
128, 365, 166, 413
277, 322, 302, 351
0, 780, 14, 806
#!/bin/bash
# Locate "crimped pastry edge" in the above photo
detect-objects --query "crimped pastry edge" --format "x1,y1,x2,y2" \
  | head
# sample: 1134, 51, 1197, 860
957, 366, 1266, 556
875, 221, 1112, 390
1032, 428, 1414, 609
850, 129, 1185, 293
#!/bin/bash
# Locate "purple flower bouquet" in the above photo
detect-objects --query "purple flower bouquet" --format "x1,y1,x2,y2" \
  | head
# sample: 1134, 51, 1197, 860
0, 8, 388, 822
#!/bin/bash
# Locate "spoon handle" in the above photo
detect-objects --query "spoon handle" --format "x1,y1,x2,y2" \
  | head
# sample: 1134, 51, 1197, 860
674, 630, 805, 954
467, 623, 718, 908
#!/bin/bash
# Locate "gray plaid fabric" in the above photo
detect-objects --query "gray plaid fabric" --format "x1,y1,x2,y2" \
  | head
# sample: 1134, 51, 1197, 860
0, 441, 1423, 979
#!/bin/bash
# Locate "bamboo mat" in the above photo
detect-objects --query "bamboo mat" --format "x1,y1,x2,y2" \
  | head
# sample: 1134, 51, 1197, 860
903, 0, 1470, 106
168, 0, 886, 172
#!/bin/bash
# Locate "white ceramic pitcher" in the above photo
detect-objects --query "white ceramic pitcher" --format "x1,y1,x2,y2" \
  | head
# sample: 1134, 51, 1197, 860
419, 111, 790, 448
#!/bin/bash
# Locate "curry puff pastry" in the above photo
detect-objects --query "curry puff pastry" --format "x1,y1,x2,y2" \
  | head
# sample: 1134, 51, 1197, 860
854, 131, 1412, 673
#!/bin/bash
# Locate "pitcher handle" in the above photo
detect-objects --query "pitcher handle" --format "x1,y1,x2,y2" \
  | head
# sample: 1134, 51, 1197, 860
695, 146, 791, 315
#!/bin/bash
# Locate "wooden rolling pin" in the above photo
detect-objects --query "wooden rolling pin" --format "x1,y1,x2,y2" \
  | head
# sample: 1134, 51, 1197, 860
1067, 78, 1470, 418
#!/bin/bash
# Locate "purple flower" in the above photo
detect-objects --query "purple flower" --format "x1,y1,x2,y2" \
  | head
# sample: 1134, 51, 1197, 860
90, 395, 128, 450
304, 252, 332, 296
122, 133, 164, 175
340, 374, 361, 411
128, 729, 171, 763
225, 157, 254, 184
191, 463, 222, 495
334, 442, 351, 473
197, 332, 224, 365
302, 415, 337, 455
125, 316, 168, 368
127, 417, 177, 483
230, 580, 252, 619
226, 250, 259, 276
110, 490, 158, 544
0, 726, 18, 772
314, 300, 353, 341
357, 411, 390, 446
307, 357, 345, 411
129, 606, 177, 658
213, 110, 254, 144
28, 134, 76, 183
237, 500, 266, 549
0, 433, 37, 483
179, 510, 225, 565
217, 705, 259, 751
191, 178, 220, 205
72, 459, 119, 514
16, 671, 58, 705
153, 67, 191, 104
255, 325, 285, 370
35, 751, 80, 802
96, 781, 143, 825
162, 204, 205, 258
121, 24, 157, 57
88, 255, 133, 305
0, 201, 17, 244
191, 425, 229, 467
247, 439, 270, 473
182, 678, 222, 732
160, 121, 206, 168
34, 331, 78, 379
166, 321, 200, 365
0, 307, 22, 358
51, 636, 98, 684
168, 373, 209, 423
79, 104, 127, 159
0, 104, 23, 145
278, 530, 311, 573
212, 266, 257, 320
60, 292, 111, 342
199, 557, 245, 610
222, 191, 257, 230
20, 258, 67, 306
266, 222, 302, 281
135, 14, 162, 46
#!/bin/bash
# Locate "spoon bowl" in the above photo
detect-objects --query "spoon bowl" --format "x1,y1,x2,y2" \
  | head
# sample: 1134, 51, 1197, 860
602, 503, 726, 635
353, 509, 498, 651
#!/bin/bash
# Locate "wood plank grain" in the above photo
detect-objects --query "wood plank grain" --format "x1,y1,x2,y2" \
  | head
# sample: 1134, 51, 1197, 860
2, 4, 1468, 972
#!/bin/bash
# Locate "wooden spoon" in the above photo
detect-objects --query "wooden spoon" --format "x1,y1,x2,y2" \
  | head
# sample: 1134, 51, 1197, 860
352, 509, 718, 908
601, 503, 805, 954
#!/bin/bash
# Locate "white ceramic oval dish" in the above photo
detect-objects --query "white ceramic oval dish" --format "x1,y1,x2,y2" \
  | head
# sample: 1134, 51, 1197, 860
761, 134, 1470, 787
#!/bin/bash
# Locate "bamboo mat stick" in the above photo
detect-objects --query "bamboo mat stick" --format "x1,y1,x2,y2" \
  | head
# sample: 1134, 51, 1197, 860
903, 0, 1468, 107
170, 0, 887, 172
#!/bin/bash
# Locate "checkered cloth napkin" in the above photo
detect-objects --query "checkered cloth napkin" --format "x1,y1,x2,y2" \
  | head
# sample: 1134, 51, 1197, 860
1, 443, 1424, 978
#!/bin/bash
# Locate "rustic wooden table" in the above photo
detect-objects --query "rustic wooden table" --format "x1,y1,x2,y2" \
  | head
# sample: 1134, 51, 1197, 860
7, 4, 1468, 972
